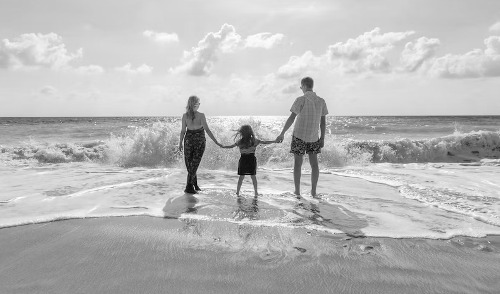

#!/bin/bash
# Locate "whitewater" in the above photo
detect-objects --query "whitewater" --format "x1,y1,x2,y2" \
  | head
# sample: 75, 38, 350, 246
1, 116, 500, 239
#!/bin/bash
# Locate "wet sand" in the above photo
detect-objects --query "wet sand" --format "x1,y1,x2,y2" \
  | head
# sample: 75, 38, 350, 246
1, 216, 499, 294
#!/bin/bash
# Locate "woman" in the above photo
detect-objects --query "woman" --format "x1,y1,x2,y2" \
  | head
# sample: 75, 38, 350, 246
179, 96, 221, 194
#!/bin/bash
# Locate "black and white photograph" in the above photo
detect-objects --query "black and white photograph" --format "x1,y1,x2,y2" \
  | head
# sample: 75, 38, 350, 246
1, 0, 499, 293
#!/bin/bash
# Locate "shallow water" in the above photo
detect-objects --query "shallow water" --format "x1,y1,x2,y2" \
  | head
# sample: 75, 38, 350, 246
0, 116, 499, 239
1, 162, 499, 239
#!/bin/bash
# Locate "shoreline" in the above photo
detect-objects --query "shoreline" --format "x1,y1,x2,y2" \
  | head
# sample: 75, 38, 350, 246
2, 215, 500, 240
1, 216, 499, 294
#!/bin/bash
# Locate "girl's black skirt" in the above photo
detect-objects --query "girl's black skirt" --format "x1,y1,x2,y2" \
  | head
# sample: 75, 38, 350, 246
238, 153, 257, 175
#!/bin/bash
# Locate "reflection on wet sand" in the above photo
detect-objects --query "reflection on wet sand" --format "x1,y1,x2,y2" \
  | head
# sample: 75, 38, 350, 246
233, 195, 259, 220
292, 197, 368, 238
163, 193, 198, 218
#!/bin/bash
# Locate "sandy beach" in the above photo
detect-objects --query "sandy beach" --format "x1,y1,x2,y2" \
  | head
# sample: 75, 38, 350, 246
1, 216, 499, 294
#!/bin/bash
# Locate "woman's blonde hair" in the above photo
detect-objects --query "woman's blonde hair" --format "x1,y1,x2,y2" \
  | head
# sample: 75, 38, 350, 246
185, 96, 200, 121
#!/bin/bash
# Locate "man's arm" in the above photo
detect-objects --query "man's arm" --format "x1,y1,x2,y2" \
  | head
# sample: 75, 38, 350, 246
319, 115, 326, 148
276, 112, 297, 143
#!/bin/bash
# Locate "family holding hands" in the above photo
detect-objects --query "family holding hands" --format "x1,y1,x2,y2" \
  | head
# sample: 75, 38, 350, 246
179, 77, 328, 197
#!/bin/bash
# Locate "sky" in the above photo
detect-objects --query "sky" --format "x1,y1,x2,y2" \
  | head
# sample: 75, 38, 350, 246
1, 0, 500, 117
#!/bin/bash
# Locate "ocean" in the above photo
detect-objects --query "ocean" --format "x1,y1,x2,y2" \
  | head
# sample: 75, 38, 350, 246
1, 116, 500, 239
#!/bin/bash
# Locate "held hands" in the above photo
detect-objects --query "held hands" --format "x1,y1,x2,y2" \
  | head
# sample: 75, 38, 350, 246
213, 141, 228, 148
218, 143, 233, 148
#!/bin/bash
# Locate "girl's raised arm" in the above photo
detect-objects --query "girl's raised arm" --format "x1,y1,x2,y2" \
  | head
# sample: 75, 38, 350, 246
200, 113, 221, 146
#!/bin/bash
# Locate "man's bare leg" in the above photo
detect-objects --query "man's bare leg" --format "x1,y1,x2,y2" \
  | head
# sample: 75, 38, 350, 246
308, 153, 319, 196
294, 154, 303, 196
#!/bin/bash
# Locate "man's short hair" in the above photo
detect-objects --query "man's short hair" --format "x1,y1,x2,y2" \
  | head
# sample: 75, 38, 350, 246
301, 77, 314, 89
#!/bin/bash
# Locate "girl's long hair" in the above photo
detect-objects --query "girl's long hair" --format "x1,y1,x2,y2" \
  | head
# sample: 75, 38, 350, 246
234, 125, 255, 148
185, 96, 199, 121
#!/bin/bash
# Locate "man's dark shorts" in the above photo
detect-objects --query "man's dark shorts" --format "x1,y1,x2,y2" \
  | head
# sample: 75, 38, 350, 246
290, 136, 321, 156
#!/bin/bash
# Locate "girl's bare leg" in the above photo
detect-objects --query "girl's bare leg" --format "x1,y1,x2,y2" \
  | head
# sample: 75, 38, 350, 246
237, 175, 245, 195
250, 175, 258, 196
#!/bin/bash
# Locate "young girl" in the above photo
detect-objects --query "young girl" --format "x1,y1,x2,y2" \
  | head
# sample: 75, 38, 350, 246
222, 125, 276, 196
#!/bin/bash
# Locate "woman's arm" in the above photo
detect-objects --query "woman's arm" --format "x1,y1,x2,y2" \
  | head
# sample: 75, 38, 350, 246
200, 113, 221, 146
179, 114, 186, 151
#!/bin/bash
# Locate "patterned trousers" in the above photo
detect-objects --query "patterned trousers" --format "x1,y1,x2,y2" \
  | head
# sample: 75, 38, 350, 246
183, 128, 206, 185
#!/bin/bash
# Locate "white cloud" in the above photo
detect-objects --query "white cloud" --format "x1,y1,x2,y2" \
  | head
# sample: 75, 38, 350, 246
75, 64, 105, 74
115, 63, 153, 74
172, 23, 241, 76
0, 33, 82, 70
277, 51, 324, 78
172, 23, 284, 76
244, 33, 284, 49
276, 28, 500, 80
327, 27, 415, 73
428, 36, 500, 78
400, 37, 440, 72
489, 21, 500, 33
143, 30, 179, 44
485, 36, 500, 55
277, 28, 414, 78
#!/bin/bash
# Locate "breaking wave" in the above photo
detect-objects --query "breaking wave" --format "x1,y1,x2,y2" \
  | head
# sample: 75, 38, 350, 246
1, 120, 499, 168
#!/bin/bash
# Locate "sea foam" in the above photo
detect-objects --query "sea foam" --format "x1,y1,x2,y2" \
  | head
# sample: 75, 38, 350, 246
1, 120, 499, 168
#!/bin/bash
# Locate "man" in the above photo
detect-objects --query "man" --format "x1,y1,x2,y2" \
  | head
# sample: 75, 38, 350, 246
276, 77, 328, 197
